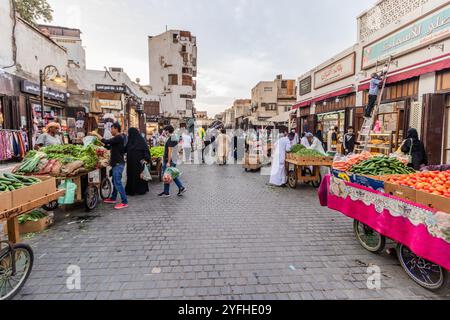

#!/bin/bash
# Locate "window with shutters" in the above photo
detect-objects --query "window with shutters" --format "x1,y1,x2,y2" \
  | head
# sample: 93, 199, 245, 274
168, 74, 178, 85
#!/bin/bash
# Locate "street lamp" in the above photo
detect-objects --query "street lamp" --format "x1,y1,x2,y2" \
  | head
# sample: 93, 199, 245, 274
39, 65, 65, 121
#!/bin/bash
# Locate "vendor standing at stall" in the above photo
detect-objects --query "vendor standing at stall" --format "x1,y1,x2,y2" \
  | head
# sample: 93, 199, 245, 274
269, 131, 295, 187
34, 122, 63, 150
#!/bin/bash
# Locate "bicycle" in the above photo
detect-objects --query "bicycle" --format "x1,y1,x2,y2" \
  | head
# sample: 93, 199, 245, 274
0, 241, 34, 300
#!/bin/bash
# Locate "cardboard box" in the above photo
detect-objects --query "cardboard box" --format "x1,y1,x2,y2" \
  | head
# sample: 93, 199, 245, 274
384, 182, 417, 202
3, 214, 53, 235
416, 191, 450, 214
11, 176, 57, 208
0, 191, 13, 212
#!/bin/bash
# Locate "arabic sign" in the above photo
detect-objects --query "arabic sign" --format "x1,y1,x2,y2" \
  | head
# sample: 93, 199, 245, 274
20, 80, 66, 102
95, 84, 131, 95
362, 5, 450, 69
314, 53, 355, 89
299, 76, 312, 96
97, 99, 122, 110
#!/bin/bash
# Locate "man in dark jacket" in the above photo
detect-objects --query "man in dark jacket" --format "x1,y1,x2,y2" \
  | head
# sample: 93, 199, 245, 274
343, 127, 357, 155
101, 122, 128, 209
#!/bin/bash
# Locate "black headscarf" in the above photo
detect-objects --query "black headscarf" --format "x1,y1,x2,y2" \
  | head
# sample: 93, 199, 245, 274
127, 128, 148, 151
406, 128, 420, 148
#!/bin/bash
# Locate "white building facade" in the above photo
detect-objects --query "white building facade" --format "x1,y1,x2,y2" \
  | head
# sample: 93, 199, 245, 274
148, 30, 197, 122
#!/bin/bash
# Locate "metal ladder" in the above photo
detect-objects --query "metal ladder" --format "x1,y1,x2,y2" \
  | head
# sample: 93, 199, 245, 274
355, 57, 392, 153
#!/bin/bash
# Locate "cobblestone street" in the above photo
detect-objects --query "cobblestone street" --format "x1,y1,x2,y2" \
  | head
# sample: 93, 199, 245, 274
13, 164, 450, 300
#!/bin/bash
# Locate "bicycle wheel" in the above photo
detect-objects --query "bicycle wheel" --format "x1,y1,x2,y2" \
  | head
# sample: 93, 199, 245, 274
353, 220, 386, 254
397, 244, 449, 292
0, 244, 34, 300
100, 178, 112, 200
84, 185, 99, 211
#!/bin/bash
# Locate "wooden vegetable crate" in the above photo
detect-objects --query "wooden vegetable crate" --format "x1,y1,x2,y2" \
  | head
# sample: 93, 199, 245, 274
286, 153, 334, 166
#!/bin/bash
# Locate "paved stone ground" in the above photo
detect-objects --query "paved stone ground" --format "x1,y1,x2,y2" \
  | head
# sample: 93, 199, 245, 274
7, 164, 450, 300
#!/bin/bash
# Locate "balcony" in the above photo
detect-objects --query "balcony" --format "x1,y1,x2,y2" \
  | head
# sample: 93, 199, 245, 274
182, 75, 193, 87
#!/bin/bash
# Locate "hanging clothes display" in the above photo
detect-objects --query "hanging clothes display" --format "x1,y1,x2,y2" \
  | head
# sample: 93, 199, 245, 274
0, 130, 29, 161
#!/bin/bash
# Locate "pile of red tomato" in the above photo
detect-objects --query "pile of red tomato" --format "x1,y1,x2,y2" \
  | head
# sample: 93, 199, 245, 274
387, 171, 450, 198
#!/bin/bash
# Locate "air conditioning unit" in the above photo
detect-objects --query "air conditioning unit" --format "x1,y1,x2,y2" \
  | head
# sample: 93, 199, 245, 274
109, 67, 123, 73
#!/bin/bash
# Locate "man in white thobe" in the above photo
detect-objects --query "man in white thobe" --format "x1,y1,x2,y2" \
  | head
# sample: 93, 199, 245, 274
305, 132, 330, 177
269, 132, 295, 186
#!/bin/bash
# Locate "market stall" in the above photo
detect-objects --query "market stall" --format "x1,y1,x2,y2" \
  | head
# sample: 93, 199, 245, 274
286, 144, 333, 188
150, 146, 164, 182
321, 154, 450, 291
13, 140, 111, 211
0, 174, 65, 243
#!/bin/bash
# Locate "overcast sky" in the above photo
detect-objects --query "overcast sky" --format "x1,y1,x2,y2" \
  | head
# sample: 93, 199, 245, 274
46, 0, 375, 116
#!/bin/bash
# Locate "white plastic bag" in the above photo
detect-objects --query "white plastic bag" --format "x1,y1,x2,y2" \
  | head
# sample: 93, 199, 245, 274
141, 164, 152, 182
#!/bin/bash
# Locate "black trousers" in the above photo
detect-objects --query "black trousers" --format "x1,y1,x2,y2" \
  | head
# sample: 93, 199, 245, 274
202, 141, 211, 163
365, 95, 378, 118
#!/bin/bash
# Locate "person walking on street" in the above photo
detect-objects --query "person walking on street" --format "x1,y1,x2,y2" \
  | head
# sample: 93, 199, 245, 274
102, 122, 128, 210
159, 126, 186, 198
401, 128, 428, 170
216, 129, 231, 165
125, 128, 151, 196
181, 130, 193, 163
343, 126, 357, 155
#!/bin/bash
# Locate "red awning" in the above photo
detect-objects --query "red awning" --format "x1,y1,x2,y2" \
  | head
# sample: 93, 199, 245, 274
358, 57, 450, 92
292, 100, 312, 110
311, 87, 355, 103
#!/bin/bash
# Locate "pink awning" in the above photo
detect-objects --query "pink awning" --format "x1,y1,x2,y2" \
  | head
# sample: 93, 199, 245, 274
358, 56, 450, 92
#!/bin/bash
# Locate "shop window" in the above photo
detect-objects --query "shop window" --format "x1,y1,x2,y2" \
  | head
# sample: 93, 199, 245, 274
265, 104, 276, 111
168, 74, 178, 86
437, 70, 450, 92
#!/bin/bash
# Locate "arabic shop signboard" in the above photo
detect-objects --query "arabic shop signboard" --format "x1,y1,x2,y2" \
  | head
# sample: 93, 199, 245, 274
314, 53, 356, 89
95, 84, 131, 95
362, 5, 450, 69
97, 99, 122, 110
21, 80, 66, 102
299, 76, 312, 96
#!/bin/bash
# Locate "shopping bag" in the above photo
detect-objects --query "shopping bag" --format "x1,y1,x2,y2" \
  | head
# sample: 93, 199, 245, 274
58, 180, 77, 205
163, 167, 181, 184
141, 164, 152, 182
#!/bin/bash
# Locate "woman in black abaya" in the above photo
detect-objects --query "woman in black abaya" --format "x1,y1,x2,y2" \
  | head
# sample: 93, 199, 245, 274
126, 128, 151, 196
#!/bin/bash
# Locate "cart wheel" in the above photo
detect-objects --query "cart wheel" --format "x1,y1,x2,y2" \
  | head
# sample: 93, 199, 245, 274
288, 171, 297, 189
353, 220, 386, 254
84, 186, 99, 211
244, 168, 249, 172
311, 177, 321, 189
100, 178, 112, 200
42, 200, 59, 211
397, 243, 449, 292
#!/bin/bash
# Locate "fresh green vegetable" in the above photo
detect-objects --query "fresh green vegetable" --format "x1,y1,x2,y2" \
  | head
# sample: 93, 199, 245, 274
18, 210, 48, 225
0, 174, 41, 192
291, 144, 306, 154
17, 152, 45, 173
150, 146, 164, 159
41, 144, 99, 170
291, 147, 325, 157
350, 156, 416, 176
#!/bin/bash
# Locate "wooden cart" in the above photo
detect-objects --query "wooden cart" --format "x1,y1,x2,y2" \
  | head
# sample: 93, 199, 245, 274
0, 181, 65, 243
150, 157, 163, 182
42, 167, 111, 212
286, 153, 333, 188
243, 153, 263, 172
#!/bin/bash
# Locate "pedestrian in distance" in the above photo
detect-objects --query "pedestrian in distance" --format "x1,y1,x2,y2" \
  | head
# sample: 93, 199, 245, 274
343, 126, 358, 155
216, 129, 231, 165
181, 130, 193, 164
102, 122, 128, 210
158, 125, 187, 198
125, 128, 151, 197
